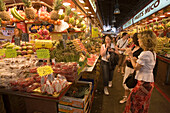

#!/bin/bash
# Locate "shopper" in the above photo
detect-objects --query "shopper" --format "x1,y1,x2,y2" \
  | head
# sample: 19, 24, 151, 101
119, 33, 143, 104
100, 35, 118, 95
116, 33, 129, 73
11, 28, 23, 46
124, 30, 157, 113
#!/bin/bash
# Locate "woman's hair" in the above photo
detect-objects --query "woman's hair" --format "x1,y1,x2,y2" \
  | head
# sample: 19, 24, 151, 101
122, 32, 128, 38
132, 33, 139, 46
138, 30, 157, 51
14, 28, 23, 37
102, 35, 112, 43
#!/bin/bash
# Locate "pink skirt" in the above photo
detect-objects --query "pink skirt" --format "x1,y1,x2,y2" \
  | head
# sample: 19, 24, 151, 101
124, 81, 154, 113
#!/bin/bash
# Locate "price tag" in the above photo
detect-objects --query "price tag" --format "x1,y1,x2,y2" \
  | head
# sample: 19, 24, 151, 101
5, 49, 17, 58
0, 49, 5, 56
37, 66, 53, 76
36, 49, 50, 58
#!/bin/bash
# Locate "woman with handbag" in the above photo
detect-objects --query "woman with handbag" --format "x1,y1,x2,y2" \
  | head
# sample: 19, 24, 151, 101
100, 35, 118, 95
124, 30, 157, 113
119, 33, 143, 104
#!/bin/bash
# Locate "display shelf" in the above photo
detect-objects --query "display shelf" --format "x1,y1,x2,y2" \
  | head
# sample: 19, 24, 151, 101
157, 55, 170, 64
0, 83, 72, 102
84, 56, 99, 72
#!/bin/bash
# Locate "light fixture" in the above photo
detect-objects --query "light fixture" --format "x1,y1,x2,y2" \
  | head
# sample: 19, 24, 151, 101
114, 0, 120, 14
160, 15, 165, 17
58, 9, 64, 15
80, 15, 84, 18
77, 12, 81, 14
84, 7, 89, 9
149, 20, 153, 22
71, 8, 76, 11
167, 12, 170, 14
88, 12, 92, 14
63, 2, 71, 6
91, 15, 94, 17
112, 16, 116, 23
79, 0, 85, 4
153, 17, 158, 20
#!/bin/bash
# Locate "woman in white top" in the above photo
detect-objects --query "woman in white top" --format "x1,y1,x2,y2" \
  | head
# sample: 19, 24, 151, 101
124, 30, 157, 113
100, 35, 118, 95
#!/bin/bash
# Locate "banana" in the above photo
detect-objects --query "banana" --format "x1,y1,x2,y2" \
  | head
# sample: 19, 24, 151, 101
13, 7, 25, 20
11, 8, 21, 20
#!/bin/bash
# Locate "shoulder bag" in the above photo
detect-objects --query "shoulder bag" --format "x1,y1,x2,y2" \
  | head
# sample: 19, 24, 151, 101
124, 71, 137, 88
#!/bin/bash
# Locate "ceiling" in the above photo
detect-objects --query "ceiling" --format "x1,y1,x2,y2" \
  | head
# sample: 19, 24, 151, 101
97, 0, 152, 28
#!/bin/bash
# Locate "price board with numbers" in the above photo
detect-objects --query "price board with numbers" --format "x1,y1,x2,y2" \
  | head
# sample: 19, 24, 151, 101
5, 49, 17, 58
36, 49, 50, 59
37, 66, 53, 76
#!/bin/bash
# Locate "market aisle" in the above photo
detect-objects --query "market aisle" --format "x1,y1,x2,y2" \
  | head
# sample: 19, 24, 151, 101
91, 66, 170, 113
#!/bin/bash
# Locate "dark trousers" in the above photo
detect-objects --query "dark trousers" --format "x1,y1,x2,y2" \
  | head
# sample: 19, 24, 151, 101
101, 60, 115, 87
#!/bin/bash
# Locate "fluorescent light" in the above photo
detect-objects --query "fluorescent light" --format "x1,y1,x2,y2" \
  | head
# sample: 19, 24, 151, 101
167, 12, 170, 14
63, 2, 71, 6
88, 12, 92, 14
77, 12, 81, 14
84, 7, 89, 9
160, 15, 165, 17
153, 17, 158, 20
80, 15, 84, 18
79, 0, 85, 4
91, 15, 94, 17
71, 8, 76, 11
149, 20, 153, 22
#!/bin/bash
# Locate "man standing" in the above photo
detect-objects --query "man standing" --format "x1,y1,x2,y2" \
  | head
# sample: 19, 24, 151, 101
116, 33, 129, 74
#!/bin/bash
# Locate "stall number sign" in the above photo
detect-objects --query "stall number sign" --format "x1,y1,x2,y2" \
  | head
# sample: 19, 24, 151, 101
92, 27, 98, 38
36, 49, 50, 59
0, 49, 5, 57
37, 66, 53, 76
5, 49, 17, 58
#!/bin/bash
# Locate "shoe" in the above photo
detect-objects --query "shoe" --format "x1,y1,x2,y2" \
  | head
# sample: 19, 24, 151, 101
119, 96, 128, 104
104, 87, 109, 95
108, 81, 112, 87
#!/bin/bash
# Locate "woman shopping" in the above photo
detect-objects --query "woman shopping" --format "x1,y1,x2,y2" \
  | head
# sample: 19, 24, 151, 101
100, 35, 118, 95
119, 33, 143, 104
124, 30, 157, 113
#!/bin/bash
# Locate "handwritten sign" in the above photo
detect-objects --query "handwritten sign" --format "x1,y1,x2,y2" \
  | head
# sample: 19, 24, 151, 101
37, 66, 53, 76
0, 49, 5, 57
92, 27, 98, 38
36, 49, 50, 59
5, 49, 17, 58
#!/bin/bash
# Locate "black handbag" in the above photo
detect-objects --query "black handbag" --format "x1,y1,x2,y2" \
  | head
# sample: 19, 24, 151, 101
124, 71, 137, 88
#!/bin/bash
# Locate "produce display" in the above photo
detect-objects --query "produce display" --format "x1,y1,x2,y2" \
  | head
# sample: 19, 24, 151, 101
0, 58, 37, 87
157, 37, 170, 58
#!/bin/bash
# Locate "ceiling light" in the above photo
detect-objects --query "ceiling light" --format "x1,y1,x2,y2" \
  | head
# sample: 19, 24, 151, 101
58, 9, 64, 15
160, 15, 165, 17
71, 8, 76, 11
149, 20, 153, 22
63, 2, 71, 6
80, 15, 84, 18
84, 7, 89, 9
79, 0, 85, 4
77, 12, 81, 14
167, 12, 170, 14
91, 15, 94, 17
114, 8, 120, 14
88, 12, 92, 14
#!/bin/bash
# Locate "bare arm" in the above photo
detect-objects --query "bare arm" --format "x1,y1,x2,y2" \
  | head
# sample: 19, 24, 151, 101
130, 57, 143, 70
100, 45, 107, 57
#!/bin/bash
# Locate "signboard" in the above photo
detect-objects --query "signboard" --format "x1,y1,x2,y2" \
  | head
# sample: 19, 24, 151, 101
22, 33, 29, 42
123, 19, 133, 29
92, 27, 98, 38
89, 0, 97, 13
35, 40, 53, 49
5, 49, 17, 58
36, 49, 50, 59
37, 66, 53, 76
0, 49, 5, 57
133, 0, 170, 24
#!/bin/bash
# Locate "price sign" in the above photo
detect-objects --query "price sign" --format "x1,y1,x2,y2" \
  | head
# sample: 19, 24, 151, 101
5, 49, 17, 58
0, 49, 5, 56
92, 27, 98, 38
37, 66, 53, 76
36, 49, 50, 59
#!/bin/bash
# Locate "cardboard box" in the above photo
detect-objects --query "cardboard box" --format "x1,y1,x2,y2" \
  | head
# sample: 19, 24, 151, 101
59, 81, 92, 109
58, 100, 89, 113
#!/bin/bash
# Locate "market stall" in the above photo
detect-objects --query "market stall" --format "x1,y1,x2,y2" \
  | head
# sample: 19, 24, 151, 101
122, 0, 170, 95
0, 0, 103, 112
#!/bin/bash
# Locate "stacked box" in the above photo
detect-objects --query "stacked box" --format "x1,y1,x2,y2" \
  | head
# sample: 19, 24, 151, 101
58, 81, 92, 113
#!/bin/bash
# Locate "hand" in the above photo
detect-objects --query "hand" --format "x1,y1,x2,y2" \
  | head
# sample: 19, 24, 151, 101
106, 43, 110, 49
126, 48, 133, 57
108, 48, 114, 52
106, 54, 110, 60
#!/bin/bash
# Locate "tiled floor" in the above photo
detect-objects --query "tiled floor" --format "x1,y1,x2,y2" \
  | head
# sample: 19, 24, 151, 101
91, 66, 170, 113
